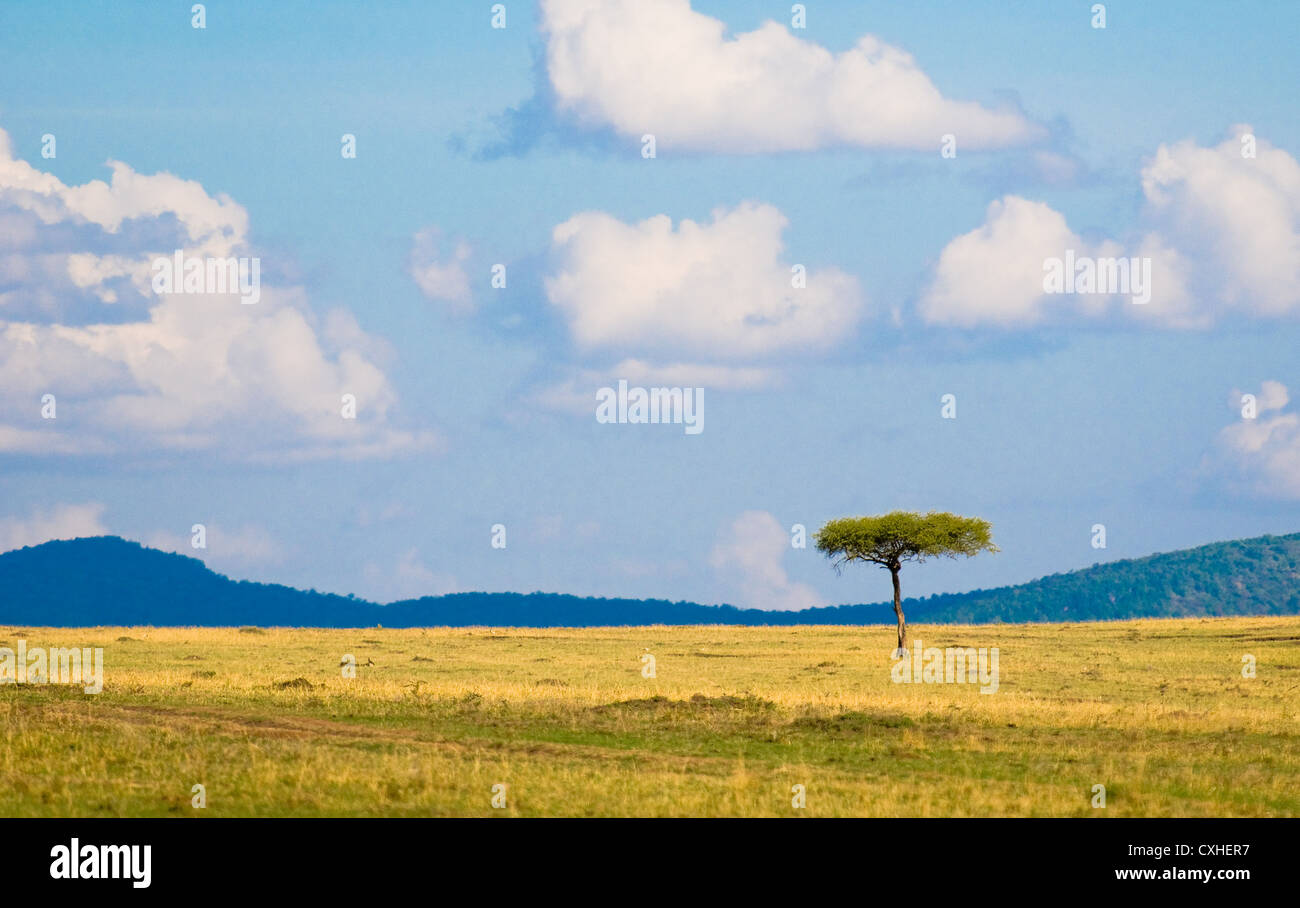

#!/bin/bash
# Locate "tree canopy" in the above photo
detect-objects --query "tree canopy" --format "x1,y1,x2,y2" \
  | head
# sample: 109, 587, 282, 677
815, 511, 998, 571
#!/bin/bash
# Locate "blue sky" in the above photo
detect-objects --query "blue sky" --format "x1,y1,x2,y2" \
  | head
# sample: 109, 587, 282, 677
1, 0, 1298, 609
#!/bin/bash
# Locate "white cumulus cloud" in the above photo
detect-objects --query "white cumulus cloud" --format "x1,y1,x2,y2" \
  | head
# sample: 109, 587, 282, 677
919, 128, 1300, 329
0, 125, 434, 460
1138, 126, 1300, 320
540, 0, 1042, 153
920, 196, 1097, 327
546, 201, 864, 358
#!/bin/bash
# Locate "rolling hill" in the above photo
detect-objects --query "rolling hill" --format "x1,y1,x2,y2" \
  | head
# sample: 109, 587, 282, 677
0, 533, 1297, 627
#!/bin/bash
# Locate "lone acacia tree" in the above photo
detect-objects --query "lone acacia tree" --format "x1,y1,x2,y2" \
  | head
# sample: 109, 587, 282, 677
815, 511, 997, 655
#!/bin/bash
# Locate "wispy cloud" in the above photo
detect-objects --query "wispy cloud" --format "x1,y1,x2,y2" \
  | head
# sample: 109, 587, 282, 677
0, 502, 109, 553
710, 510, 825, 611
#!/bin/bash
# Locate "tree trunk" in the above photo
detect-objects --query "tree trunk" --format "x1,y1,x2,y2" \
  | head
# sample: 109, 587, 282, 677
891, 566, 907, 657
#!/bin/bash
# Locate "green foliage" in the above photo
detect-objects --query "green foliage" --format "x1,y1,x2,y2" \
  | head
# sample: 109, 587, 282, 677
909, 533, 1300, 623
815, 511, 998, 571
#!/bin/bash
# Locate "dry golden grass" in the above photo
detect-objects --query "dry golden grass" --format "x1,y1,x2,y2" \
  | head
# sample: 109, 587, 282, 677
1, 616, 1296, 816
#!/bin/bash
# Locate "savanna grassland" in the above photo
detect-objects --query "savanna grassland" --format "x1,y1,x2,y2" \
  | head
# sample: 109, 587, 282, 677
1, 617, 1297, 817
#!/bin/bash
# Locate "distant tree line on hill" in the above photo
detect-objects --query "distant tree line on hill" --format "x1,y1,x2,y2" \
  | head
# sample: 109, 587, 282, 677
0, 533, 1297, 628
